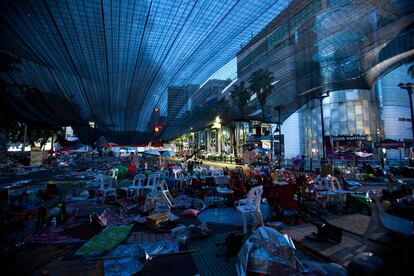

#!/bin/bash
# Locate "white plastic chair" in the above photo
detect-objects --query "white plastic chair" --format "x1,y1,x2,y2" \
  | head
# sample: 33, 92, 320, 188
214, 175, 229, 186
316, 176, 337, 202
330, 176, 353, 198
174, 171, 190, 191
127, 174, 145, 199
144, 180, 175, 211
211, 169, 224, 177
329, 177, 348, 192
96, 174, 116, 203
236, 187, 255, 206
236, 185, 264, 234
157, 180, 175, 207
364, 191, 414, 240
141, 173, 160, 195
172, 167, 182, 179
109, 168, 119, 186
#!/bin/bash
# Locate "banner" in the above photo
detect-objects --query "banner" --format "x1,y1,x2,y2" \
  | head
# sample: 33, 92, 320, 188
326, 135, 372, 159
30, 151, 47, 166
374, 141, 405, 149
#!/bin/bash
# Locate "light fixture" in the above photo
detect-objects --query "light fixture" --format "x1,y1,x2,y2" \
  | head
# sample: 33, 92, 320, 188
321, 91, 330, 98
271, 80, 280, 86
212, 116, 222, 129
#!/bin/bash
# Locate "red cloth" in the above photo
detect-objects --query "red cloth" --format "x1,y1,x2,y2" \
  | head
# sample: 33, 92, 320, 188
181, 209, 200, 217
275, 185, 299, 210
127, 165, 136, 174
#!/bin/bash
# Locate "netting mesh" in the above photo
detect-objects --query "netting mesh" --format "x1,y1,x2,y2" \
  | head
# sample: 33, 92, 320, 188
0, 0, 413, 143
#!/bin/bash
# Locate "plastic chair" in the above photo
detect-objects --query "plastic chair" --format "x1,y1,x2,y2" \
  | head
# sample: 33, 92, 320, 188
229, 177, 246, 203
214, 175, 229, 186
211, 169, 224, 177
109, 168, 119, 186
127, 174, 145, 199
236, 185, 264, 234
236, 185, 259, 206
172, 168, 182, 179
96, 174, 116, 203
330, 176, 353, 205
175, 171, 190, 191
274, 184, 300, 219
144, 180, 175, 211
141, 173, 160, 195
160, 170, 170, 179
364, 191, 414, 240
316, 176, 337, 202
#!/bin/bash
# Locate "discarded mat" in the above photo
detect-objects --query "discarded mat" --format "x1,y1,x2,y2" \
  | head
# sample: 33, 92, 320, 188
60, 223, 101, 240
103, 244, 146, 276
75, 224, 133, 257
127, 231, 173, 244
187, 235, 236, 276
30, 219, 83, 244
100, 208, 135, 226
104, 242, 179, 276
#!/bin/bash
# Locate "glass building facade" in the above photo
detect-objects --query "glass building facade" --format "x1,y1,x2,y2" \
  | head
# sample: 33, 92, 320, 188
299, 89, 381, 160
280, 64, 413, 161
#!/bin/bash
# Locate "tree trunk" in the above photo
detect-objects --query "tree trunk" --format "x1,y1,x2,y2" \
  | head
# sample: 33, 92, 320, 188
231, 122, 238, 157
0, 129, 8, 162
269, 124, 274, 165
22, 124, 27, 151
50, 134, 54, 153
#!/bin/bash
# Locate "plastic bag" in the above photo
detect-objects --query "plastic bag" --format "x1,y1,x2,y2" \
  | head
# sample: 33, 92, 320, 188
237, 226, 300, 276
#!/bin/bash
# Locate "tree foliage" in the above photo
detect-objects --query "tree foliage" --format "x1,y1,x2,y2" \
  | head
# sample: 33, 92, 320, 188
27, 126, 64, 149
0, 115, 64, 150
248, 68, 274, 117
231, 81, 250, 115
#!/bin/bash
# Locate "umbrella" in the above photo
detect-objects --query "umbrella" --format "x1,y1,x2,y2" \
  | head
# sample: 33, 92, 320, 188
354, 151, 373, 158
144, 149, 161, 156
162, 151, 176, 157
144, 149, 162, 168
68, 145, 92, 152
253, 148, 268, 153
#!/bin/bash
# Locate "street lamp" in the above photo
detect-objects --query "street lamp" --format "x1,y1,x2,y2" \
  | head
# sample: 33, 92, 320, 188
398, 82, 414, 161
318, 92, 329, 165
274, 105, 283, 160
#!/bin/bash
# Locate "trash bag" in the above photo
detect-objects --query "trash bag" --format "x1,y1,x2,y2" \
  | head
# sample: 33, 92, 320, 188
192, 198, 206, 211
186, 222, 210, 239
114, 165, 128, 179
237, 226, 300, 276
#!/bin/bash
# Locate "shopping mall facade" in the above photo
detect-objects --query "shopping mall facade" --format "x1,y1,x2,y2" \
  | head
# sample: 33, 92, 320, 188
170, 0, 414, 164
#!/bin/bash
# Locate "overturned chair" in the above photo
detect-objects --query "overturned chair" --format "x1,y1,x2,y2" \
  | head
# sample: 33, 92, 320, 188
144, 180, 175, 212
364, 191, 414, 240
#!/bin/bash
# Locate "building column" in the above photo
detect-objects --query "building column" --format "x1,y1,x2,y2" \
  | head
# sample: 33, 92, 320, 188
206, 129, 210, 152
217, 129, 221, 153
230, 127, 234, 155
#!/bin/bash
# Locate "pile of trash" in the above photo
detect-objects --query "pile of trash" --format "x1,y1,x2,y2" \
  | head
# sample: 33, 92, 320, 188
237, 226, 347, 276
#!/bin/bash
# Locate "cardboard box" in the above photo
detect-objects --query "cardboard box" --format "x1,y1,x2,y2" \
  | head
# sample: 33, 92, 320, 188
146, 212, 168, 230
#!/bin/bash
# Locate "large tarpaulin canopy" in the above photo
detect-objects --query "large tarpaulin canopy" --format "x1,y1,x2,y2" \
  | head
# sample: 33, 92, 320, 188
0, 0, 413, 144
